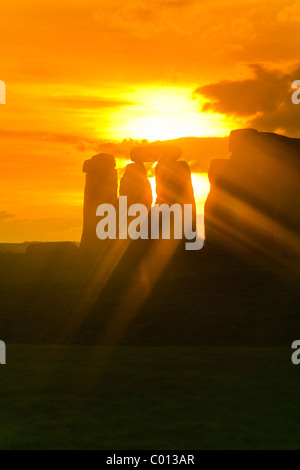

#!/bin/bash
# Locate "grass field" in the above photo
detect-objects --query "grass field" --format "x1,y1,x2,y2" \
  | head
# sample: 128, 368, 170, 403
0, 345, 300, 449
0, 248, 300, 449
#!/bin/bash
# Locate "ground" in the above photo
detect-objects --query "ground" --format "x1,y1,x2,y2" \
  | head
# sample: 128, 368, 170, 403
0, 247, 300, 449
1, 345, 299, 450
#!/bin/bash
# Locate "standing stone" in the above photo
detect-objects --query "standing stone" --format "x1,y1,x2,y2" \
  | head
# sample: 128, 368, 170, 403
119, 163, 152, 210
155, 155, 196, 237
155, 157, 195, 207
206, 129, 300, 256
80, 153, 117, 251
204, 159, 230, 249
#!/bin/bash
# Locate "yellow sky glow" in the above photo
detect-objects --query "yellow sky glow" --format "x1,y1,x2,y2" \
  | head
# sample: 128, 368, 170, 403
102, 86, 232, 141
0, 0, 296, 242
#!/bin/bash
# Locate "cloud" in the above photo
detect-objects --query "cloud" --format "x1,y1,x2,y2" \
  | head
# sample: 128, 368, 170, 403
51, 97, 136, 109
194, 63, 300, 137
93, 0, 266, 43
75, 138, 149, 164
194, 64, 291, 116
96, 0, 208, 37
158, 0, 195, 5
0, 211, 15, 220
76, 136, 229, 173
0, 128, 108, 148
277, 3, 300, 23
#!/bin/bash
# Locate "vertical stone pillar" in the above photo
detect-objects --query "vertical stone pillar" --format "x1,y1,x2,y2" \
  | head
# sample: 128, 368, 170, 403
80, 153, 117, 251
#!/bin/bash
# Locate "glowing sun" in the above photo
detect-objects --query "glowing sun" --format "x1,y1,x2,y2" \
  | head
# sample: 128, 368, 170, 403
105, 86, 231, 141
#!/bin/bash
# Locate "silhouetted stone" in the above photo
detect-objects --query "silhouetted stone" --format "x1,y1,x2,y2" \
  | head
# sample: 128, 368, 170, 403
228, 128, 259, 154
155, 158, 196, 238
204, 159, 230, 249
207, 159, 229, 185
119, 163, 152, 210
155, 159, 194, 206
117, 163, 153, 254
131, 144, 182, 163
205, 129, 300, 256
80, 153, 117, 251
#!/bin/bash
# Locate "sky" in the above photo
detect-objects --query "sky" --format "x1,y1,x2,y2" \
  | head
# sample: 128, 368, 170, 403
1, 0, 300, 242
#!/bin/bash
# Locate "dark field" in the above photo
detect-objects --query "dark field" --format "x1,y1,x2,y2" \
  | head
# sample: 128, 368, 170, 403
0, 248, 300, 449
1, 345, 300, 449
0, 248, 299, 346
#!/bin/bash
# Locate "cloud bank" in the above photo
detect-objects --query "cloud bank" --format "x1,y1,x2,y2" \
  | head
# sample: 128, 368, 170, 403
194, 63, 300, 136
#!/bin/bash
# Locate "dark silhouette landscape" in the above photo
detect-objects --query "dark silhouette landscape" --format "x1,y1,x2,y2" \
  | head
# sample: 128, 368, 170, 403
3, 0, 300, 451
1, 128, 300, 450
1, 128, 300, 347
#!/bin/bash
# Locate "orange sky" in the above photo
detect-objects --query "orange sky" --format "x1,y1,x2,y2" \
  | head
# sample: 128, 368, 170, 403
1, 0, 300, 242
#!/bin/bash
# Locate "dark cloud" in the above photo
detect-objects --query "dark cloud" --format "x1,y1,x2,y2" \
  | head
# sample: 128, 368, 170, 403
0, 211, 15, 220
194, 63, 300, 137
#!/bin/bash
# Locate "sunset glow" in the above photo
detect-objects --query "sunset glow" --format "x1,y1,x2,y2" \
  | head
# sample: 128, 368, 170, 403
1, 0, 299, 243
105, 87, 231, 141
191, 174, 211, 204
